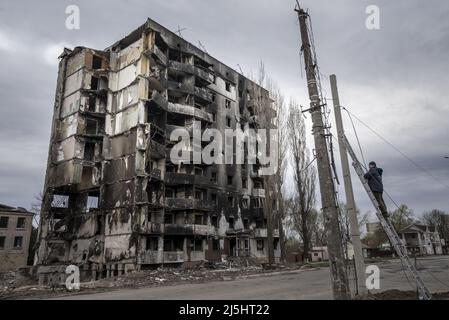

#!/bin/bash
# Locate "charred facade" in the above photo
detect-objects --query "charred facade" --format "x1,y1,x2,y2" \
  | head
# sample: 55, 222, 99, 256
35, 18, 279, 283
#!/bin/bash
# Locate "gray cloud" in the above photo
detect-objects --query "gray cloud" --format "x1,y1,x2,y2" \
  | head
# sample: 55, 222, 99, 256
0, 0, 448, 220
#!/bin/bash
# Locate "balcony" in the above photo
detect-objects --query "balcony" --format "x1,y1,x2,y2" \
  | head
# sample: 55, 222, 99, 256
254, 228, 279, 238
144, 44, 167, 66
146, 90, 168, 111
167, 81, 213, 104
165, 198, 215, 211
252, 188, 265, 197
167, 102, 213, 122
141, 222, 164, 234
193, 86, 213, 102
164, 224, 215, 236
166, 124, 193, 137
165, 172, 212, 186
168, 60, 214, 85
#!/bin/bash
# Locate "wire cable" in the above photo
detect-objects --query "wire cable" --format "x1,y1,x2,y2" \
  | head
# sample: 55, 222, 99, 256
342, 107, 449, 192
342, 107, 367, 167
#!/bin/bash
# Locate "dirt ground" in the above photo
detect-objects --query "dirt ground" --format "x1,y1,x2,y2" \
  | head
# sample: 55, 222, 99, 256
364, 289, 449, 300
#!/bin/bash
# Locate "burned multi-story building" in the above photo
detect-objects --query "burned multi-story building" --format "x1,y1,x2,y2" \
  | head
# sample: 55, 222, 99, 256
35, 18, 279, 282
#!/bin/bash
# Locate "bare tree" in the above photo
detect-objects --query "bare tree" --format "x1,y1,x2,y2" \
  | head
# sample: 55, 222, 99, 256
30, 192, 43, 227
287, 101, 316, 262
422, 209, 449, 245
390, 204, 415, 232
339, 203, 369, 243
363, 204, 416, 249
249, 62, 287, 265
311, 208, 326, 246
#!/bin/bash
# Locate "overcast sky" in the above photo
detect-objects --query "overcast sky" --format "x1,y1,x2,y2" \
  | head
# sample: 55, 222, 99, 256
0, 0, 448, 222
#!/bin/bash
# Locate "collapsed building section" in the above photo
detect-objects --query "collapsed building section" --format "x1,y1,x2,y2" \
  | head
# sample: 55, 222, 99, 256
35, 18, 279, 283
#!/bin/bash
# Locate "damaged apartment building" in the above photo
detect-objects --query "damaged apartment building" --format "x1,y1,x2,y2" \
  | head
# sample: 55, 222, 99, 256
35, 18, 280, 283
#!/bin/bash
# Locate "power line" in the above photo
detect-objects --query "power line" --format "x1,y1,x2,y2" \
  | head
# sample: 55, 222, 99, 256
342, 107, 367, 167
342, 107, 449, 192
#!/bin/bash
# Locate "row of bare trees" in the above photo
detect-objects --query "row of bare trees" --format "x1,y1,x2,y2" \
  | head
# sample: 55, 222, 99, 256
251, 63, 318, 264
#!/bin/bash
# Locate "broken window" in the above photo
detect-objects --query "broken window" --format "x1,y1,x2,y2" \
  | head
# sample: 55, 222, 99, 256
211, 193, 218, 205
211, 93, 216, 102
243, 218, 249, 230
228, 216, 235, 229
86, 119, 98, 135
96, 215, 103, 236
228, 196, 234, 207
194, 167, 203, 176
146, 237, 158, 251
164, 237, 183, 251
88, 97, 96, 112
194, 214, 203, 225
165, 189, 174, 198
244, 239, 249, 250
257, 239, 264, 251
92, 55, 102, 70
225, 81, 231, 92
90, 76, 99, 90
0, 216, 8, 228
13, 236, 23, 249
164, 214, 174, 224
16, 217, 26, 229
87, 195, 99, 211
0, 236, 5, 249
225, 99, 231, 109
192, 238, 202, 251
242, 198, 249, 209
51, 195, 69, 208
211, 215, 218, 228
84, 142, 95, 161
252, 197, 264, 209
226, 117, 231, 128
212, 239, 219, 251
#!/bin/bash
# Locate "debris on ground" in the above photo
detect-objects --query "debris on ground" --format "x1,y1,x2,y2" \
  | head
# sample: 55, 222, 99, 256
0, 262, 303, 300
356, 289, 449, 300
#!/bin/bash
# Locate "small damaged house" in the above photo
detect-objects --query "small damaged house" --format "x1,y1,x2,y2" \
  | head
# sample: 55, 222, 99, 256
35, 18, 280, 283
398, 223, 443, 256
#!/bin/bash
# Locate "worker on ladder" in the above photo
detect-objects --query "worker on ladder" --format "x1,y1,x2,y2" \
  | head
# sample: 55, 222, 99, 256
364, 161, 389, 219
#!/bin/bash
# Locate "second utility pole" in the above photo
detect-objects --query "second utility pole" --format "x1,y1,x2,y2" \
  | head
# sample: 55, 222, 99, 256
330, 74, 367, 296
296, 6, 350, 299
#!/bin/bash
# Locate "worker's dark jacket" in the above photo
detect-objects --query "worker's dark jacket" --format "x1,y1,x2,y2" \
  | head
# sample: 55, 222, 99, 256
364, 167, 383, 193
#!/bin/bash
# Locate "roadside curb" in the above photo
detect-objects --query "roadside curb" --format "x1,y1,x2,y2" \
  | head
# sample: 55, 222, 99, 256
231, 267, 321, 280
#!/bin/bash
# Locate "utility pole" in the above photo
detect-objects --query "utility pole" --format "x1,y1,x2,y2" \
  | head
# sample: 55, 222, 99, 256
295, 5, 350, 299
330, 74, 367, 296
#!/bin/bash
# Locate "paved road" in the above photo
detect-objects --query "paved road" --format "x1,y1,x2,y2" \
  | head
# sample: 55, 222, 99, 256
52, 256, 449, 300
